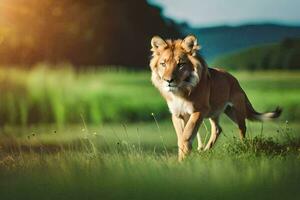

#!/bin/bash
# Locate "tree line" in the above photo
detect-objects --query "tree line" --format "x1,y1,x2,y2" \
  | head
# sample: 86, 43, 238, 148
0, 0, 180, 69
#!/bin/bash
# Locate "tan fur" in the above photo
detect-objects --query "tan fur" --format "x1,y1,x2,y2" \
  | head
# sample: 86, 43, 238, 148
150, 35, 282, 161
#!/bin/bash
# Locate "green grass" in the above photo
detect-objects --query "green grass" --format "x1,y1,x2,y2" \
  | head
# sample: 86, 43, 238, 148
0, 120, 300, 200
0, 65, 167, 125
0, 65, 299, 126
0, 66, 300, 200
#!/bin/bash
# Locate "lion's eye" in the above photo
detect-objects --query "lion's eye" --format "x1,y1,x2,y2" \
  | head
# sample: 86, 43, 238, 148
160, 62, 166, 67
178, 63, 186, 69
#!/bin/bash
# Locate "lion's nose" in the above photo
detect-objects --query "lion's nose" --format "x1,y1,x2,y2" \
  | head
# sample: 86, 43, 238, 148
164, 78, 174, 83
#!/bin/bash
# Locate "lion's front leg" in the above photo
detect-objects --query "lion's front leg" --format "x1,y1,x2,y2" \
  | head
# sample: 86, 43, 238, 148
177, 112, 203, 161
171, 114, 185, 138
172, 115, 185, 156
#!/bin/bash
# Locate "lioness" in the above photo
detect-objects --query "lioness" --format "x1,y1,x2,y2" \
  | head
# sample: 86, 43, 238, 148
149, 35, 282, 160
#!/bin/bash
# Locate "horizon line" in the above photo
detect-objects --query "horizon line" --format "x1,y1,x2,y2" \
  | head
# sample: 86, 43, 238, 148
172, 19, 300, 29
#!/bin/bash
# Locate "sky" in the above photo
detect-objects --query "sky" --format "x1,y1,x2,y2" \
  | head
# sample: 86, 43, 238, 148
148, 0, 300, 27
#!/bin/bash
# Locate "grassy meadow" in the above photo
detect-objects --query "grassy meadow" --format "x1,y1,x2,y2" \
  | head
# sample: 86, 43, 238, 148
0, 65, 300, 200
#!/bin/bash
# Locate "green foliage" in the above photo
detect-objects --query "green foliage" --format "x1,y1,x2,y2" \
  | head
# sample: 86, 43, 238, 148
212, 38, 300, 70
0, 65, 168, 126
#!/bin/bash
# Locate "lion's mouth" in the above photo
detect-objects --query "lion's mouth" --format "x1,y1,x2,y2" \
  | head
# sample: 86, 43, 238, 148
168, 87, 178, 92
166, 84, 178, 92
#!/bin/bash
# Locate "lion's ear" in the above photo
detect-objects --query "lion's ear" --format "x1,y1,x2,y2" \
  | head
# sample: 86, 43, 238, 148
181, 35, 201, 56
151, 36, 167, 52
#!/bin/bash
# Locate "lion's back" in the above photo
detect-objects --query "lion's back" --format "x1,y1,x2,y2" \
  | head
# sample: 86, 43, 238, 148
207, 67, 244, 111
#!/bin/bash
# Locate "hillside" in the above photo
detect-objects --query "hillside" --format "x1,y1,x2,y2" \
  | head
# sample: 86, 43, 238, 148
212, 38, 300, 70
181, 24, 300, 61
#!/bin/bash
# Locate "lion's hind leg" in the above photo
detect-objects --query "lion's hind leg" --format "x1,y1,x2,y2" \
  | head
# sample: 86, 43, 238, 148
225, 94, 247, 139
204, 117, 222, 151
197, 132, 204, 151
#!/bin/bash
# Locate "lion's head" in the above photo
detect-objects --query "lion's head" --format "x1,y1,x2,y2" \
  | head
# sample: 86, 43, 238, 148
149, 35, 206, 95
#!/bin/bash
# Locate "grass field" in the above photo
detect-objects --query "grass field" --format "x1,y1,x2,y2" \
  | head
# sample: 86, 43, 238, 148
0, 66, 300, 200
0, 121, 299, 200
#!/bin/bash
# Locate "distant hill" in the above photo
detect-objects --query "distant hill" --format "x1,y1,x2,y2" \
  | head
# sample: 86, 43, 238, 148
212, 38, 300, 70
181, 24, 300, 61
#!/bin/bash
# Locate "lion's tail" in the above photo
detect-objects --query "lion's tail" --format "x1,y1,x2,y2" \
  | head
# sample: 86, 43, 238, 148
245, 96, 282, 121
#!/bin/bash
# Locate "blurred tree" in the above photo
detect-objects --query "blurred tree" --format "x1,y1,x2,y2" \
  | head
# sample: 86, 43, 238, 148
0, 0, 181, 69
